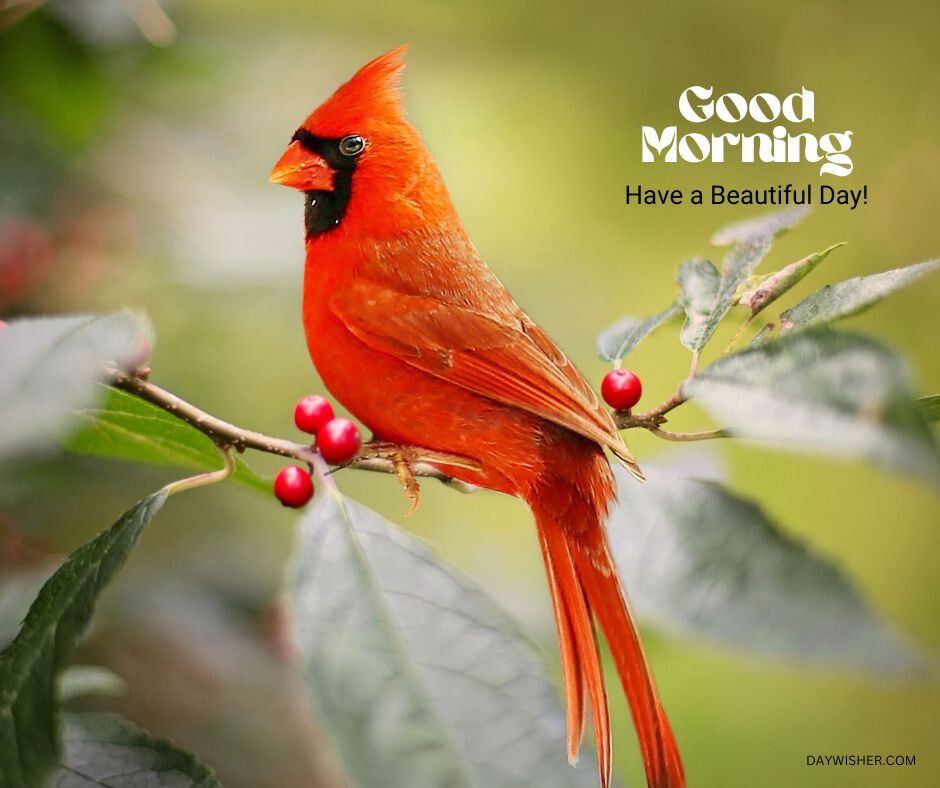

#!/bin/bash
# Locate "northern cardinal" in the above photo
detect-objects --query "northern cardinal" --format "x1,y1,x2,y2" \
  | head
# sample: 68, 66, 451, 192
270, 47, 684, 788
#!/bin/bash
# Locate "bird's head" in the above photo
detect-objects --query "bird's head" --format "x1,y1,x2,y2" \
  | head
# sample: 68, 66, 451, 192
270, 46, 453, 240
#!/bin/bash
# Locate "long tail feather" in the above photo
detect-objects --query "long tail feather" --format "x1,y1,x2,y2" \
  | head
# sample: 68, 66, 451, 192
539, 522, 611, 785
572, 538, 685, 788
536, 527, 586, 764
530, 444, 684, 788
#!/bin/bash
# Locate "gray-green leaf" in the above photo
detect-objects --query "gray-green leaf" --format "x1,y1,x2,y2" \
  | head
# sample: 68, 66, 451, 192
676, 258, 720, 350
674, 207, 811, 350
678, 238, 772, 350
0, 493, 166, 788
597, 303, 681, 362
608, 466, 923, 673
684, 331, 940, 486
66, 386, 269, 494
0, 313, 151, 461
737, 243, 845, 316
291, 493, 597, 788
52, 712, 221, 787
710, 205, 810, 246
753, 259, 940, 343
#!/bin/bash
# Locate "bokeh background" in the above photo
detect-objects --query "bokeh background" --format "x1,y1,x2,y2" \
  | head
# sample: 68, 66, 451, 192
1, 1, 939, 786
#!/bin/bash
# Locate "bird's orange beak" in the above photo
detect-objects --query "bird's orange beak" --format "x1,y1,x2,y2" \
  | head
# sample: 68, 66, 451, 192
269, 140, 334, 191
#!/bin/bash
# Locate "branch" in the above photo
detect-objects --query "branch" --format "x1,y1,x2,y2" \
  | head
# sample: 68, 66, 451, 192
611, 362, 727, 442
614, 395, 727, 441
105, 367, 480, 492
613, 391, 687, 430
648, 427, 728, 442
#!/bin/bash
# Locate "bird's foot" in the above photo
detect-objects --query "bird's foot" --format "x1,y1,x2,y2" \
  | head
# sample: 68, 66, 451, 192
392, 452, 421, 515
361, 441, 422, 515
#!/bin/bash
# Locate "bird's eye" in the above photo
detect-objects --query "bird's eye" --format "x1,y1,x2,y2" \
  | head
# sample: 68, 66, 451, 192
338, 135, 365, 157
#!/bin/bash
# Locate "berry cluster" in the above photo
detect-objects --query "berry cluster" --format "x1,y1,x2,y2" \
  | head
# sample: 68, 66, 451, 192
601, 368, 642, 411
272, 394, 362, 508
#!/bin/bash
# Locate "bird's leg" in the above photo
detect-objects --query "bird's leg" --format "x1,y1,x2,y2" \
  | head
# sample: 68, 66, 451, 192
355, 440, 482, 504
361, 440, 422, 514
392, 452, 422, 515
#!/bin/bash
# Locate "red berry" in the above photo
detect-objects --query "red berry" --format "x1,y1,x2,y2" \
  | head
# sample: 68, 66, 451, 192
317, 418, 361, 464
294, 395, 335, 434
273, 465, 314, 508
601, 368, 642, 410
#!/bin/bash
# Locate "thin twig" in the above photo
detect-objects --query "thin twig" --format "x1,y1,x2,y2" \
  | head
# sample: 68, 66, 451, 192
105, 367, 480, 491
648, 427, 728, 442
163, 444, 235, 496
613, 392, 687, 430
723, 315, 753, 355
610, 371, 732, 442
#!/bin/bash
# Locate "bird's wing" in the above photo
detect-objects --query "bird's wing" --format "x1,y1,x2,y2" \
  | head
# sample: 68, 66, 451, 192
331, 277, 639, 472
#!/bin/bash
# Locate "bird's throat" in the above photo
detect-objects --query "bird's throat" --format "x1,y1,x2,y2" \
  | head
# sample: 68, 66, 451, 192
305, 170, 352, 238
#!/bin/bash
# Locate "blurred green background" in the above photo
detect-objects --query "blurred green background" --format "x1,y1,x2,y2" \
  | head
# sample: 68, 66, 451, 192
1, 1, 938, 786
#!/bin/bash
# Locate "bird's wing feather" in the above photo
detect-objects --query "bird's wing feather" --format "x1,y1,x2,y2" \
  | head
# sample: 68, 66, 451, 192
331, 277, 631, 459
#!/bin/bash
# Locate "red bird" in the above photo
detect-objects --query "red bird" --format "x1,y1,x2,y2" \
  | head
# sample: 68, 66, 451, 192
270, 47, 684, 788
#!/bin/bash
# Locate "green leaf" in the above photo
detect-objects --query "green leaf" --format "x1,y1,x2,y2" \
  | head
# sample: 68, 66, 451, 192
609, 466, 923, 672
51, 713, 221, 787
753, 259, 940, 343
597, 303, 681, 362
918, 395, 940, 423
291, 493, 597, 788
0, 493, 166, 788
684, 331, 940, 485
0, 313, 151, 461
710, 205, 810, 246
0, 568, 51, 652
737, 243, 845, 316
66, 386, 269, 494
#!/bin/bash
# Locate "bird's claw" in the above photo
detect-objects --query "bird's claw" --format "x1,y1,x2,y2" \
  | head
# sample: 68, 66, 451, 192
392, 452, 421, 515
362, 441, 422, 514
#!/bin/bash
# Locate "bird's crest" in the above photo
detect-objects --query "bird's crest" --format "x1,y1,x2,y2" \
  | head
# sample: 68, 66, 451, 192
304, 45, 408, 137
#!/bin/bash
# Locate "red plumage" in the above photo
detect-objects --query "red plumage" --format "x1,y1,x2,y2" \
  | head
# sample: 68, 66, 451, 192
271, 47, 684, 788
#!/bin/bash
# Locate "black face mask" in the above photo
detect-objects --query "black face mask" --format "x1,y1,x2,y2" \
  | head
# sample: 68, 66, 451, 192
291, 129, 364, 238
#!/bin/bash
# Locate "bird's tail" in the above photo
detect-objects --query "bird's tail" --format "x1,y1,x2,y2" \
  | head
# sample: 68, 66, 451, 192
529, 446, 684, 788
